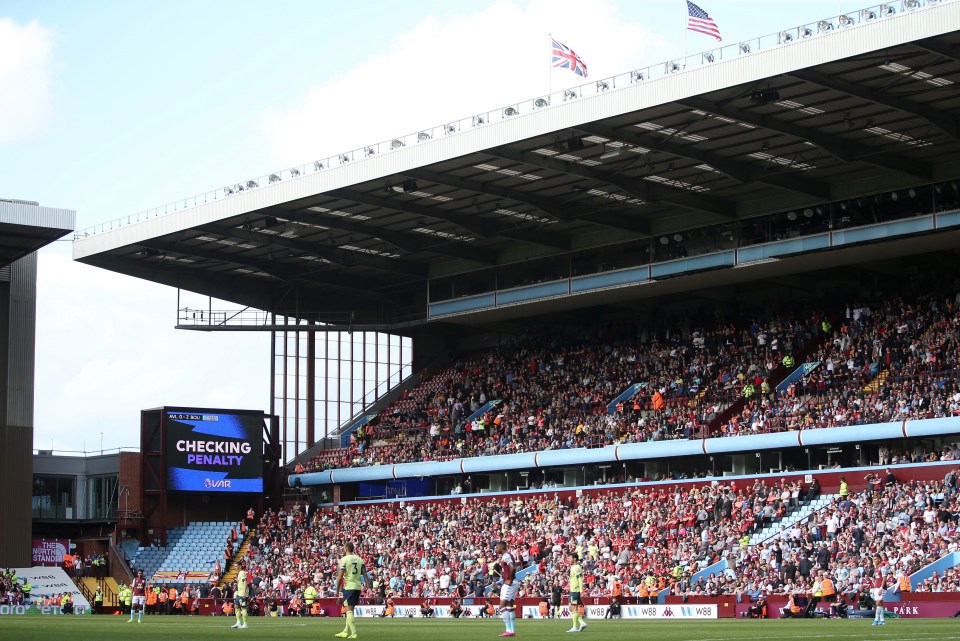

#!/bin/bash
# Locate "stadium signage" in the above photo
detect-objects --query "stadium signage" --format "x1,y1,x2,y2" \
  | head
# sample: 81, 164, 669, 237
31, 539, 69, 566
165, 409, 264, 493
351, 604, 716, 619
0, 605, 87, 616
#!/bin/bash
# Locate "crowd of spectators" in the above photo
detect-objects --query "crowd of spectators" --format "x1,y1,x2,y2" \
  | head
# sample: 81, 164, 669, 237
244, 478, 824, 606
241, 468, 960, 608
299, 286, 960, 473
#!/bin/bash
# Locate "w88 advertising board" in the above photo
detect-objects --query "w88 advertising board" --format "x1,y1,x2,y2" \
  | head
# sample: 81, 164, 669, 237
166, 409, 264, 493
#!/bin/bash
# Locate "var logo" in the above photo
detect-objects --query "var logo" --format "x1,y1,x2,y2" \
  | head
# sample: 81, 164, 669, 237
204, 479, 232, 488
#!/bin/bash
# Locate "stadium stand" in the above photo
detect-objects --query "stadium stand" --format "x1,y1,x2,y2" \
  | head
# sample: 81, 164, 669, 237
301, 280, 960, 472
130, 522, 238, 584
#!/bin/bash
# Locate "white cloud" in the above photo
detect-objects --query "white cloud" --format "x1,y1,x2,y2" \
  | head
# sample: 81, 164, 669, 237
0, 17, 54, 144
34, 247, 267, 452
259, 0, 673, 166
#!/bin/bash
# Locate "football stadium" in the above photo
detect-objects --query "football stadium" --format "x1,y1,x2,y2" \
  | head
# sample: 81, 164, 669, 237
7, 1, 960, 640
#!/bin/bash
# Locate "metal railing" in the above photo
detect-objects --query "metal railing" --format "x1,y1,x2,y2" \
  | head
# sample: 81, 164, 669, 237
71, 0, 948, 240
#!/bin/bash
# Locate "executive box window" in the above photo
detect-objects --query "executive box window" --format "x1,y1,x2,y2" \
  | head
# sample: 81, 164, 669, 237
33, 474, 76, 519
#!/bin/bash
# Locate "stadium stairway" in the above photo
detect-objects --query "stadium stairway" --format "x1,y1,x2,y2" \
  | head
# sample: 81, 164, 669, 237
220, 529, 253, 588
747, 493, 839, 547
129, 526, 185, 580
705, 317, 838, 437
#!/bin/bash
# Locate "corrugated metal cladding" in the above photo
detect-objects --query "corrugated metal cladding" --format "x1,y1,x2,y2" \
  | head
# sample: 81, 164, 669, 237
0, 201, 75, 231
6, 254, 36, 427
0, 266, 9, 282
0, 425, 33, 566
0, 253, 37, 567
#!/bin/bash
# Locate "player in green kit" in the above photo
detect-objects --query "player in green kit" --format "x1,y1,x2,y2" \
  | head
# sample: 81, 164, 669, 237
230, 566, 250, 629
566, 551, 586, 633
335, 541, 371, 639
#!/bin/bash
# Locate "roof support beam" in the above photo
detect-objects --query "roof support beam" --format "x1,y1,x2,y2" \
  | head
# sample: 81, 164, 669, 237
403, 167, 652, 236
678, 97, 933, 180
912, 37, 960, 64
330, 188, 571, 252
789, 68, 960, 142
195, 222, 426, 278
486, 145, 736, 219
577, 122, 833, 200
139, 239, 396, 300
280, 208, 494, 265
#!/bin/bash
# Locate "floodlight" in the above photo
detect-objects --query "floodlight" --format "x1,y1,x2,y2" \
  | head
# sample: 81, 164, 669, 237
818, 20, 833, 32
340, 154, 351, 163
838, 14, 854, 27
779, 31, 794, 43
314, 160, 324, 171
534, 98, 550, 108
703, 52, 715, 63
596, 80, 610, 91
269, 173, 281, 183
739, 43, 751, 54
402, 179, 418, 192
801, 27, 813, 38
673, 233, 683, 242
787, 211, 798, 221
564, 89, 578, 100
659, 236, 669, 245
224, 186, 235, 196
235, 183, 244, 192
504, 107, 518, 116
665, 61, 680, 73
365, 147, 375, 156
473, 115, 486, 126
631, 70, 645, 82
904, 0, 920, 8
880, 4, 895, 16
445, 123, 457, 134
803, 208, 814, 218
861, 9, 877, 20
891, 191, 899, 201
391, 139, 405, 149
246, 180, 258, 189
290, 168, 301, 177
417, 132, 431, 141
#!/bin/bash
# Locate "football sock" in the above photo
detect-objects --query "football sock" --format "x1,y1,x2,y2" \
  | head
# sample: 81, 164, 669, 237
346, 611, 355, 634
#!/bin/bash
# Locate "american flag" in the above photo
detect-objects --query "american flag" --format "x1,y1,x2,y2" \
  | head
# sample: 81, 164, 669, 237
687, 1, 722, 42
552, 38, 588, 78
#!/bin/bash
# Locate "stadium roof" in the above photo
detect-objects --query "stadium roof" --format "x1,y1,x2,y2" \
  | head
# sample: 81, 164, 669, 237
74, 1, 960, 331
0, 200, 75, 268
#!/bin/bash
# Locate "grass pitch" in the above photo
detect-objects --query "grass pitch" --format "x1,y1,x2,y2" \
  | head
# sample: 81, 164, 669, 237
0, 615, 959, 641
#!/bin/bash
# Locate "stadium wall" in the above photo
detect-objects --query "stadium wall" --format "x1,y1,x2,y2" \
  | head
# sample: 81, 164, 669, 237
0, 252, 38, 567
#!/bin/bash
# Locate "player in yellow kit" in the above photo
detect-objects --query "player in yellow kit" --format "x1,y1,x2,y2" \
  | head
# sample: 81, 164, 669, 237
230, 566, 249, 629
566, 551, 586, 633
335, 541, 371, 639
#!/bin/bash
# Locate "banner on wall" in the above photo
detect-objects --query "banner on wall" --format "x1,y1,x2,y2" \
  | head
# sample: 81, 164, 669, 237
31, 539, 70, 567
349, 603, 716, 619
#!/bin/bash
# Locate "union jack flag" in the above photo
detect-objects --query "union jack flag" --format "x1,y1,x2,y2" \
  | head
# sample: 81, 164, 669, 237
552, 38, 588, 78
687, 1, 722, 42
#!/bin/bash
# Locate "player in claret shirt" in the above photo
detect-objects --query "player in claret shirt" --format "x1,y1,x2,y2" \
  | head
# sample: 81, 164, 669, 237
495, 541, 518, 637
129, 570, 146, 623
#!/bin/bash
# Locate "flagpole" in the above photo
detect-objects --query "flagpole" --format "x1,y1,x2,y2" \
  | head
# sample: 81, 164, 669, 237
548, 33, 553, 98
683, 0, 688, 57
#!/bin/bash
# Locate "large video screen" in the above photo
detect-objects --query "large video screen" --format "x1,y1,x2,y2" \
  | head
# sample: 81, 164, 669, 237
165, 409, 264, 493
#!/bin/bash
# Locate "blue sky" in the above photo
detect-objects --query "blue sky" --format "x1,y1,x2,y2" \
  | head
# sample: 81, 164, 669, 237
2, 0, 853, 451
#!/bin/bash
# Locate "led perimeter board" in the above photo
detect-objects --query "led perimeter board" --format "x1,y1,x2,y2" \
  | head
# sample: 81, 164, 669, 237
165, 408, 264, 493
